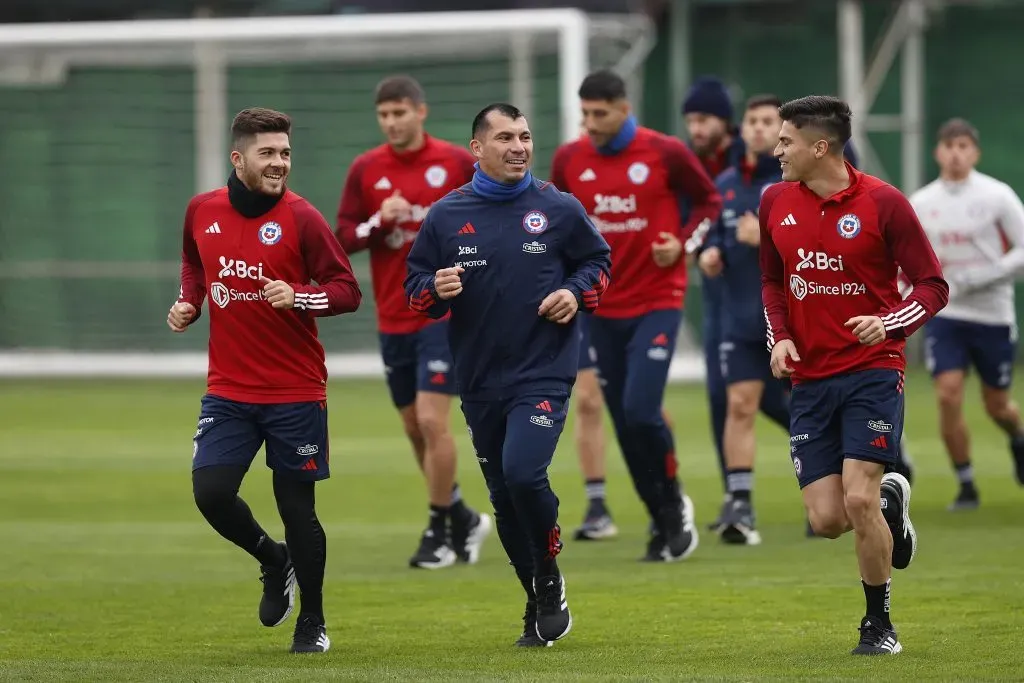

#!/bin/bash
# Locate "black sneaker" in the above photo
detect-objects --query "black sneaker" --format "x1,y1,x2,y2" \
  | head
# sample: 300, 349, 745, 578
639, 528, 667, 562
451, 511, 492, 564
290, 614, 330, 653
660, 494, 699, 561
409, 529, 456, 569
533, 575, 572, 642
258, 546, 296, 628
880, 472, 916, 570
947, 486, 980, 512
573, 501, 619, 541
851, 616, 902, 655
718, 498, 762, 546
514, 602, 552, 648
1011, 436, 1024, 485
707, 495, 732, 531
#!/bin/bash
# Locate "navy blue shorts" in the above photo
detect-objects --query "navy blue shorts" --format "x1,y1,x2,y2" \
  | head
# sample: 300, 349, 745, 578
788, 369, 904, 489
577, 314, 596, 372
192, 394, 330, 481
924, 316, 1017, 389
719, 338, 774, 385
379, 320, 458, 408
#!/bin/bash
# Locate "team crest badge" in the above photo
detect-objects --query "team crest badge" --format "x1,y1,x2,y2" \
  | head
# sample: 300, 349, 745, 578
836, 213, 861, 239
425, 165, 447, 188
627, 161, 649, 185
523, 210, 549, 235
258, 221, 283, 245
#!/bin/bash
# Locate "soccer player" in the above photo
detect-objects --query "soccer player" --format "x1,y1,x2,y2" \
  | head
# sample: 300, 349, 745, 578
909, 117, 1024, 508
761, 95, 948, 654
551, 69, 721, 562
404, 103, 611, 647
335, 75, 492, 568
697, 93, 787, 545
169, 108, 362, 653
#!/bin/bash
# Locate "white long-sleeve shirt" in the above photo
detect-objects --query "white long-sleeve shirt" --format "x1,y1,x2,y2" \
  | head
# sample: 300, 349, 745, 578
909, 170, 1024, 326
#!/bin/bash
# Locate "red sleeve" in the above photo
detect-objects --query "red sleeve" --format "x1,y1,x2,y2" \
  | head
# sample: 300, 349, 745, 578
177, 194, 208, 324
549, 143, 572, 193
662, 136, 723, 242
335, 154, 395, 254
293, 199, 362, 317
758, 183, 792, 350
872, 185, 949, 339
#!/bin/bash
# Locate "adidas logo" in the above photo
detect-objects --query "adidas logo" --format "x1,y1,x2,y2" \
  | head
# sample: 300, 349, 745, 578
458, 222, 476, 235
374, 176, 391, 190
870, 435, 888, 449
205, 222, 221, 234
780, 213, 797, 226
578, 168, 596, 181
535, 400, 552, 412
300, 457, 318, 472
651, 333, 669, 346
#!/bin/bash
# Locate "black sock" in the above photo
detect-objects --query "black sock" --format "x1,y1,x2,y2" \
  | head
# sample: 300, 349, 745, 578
429, 504, 450, 539
726, 468, 753, 503
274, 475, 326, 624
449, 484, 473, 525
193, 465, 276, 563
954, 462, 975, 490
862, 578, 892, 627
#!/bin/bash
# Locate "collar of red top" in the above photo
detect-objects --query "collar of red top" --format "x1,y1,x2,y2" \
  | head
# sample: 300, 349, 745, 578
799, 160, 862, 204
388, 133, 434, 162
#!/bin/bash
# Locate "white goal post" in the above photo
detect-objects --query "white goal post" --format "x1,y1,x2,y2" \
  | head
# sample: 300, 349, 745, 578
0, 9, 704, 381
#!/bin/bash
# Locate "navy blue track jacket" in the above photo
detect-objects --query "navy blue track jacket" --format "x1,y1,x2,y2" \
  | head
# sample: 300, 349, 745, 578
706, 154, 782, 345
404, 178, 612, 401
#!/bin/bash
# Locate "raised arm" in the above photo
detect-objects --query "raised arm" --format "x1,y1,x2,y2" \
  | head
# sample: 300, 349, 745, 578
663, 136, 723, 244
404, 210, 453, 319
335, 155, 393, 254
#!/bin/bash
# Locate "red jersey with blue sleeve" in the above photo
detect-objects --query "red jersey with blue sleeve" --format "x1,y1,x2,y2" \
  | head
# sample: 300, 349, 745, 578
759, 163, 948, 383
335, 135, 476, 334
550, 126, 721, 318
177, 187, 362, 403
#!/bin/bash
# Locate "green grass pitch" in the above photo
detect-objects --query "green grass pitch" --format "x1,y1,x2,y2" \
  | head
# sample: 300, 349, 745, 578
1, 373, 1022, 681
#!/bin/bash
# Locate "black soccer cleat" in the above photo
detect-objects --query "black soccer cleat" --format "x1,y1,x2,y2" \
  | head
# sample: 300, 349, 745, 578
451, 510, 492, 564
660, 494, 699, 561
947, 485, 980, 512
258, 546, 296, 628
409, 529, 456, 570
514, 601, 553, 648
1011, 435, 1024, 485
707, 494, 732, 531
640, 528, 667, 562
851, 616, 902, 655
290, 615, 330, 653
880, 472, 917, 570
717, 498, 762, 546
533, 575, 572, 642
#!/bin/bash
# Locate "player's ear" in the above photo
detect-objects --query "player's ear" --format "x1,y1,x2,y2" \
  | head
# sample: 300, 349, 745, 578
416, 102, 428, 122
814, 138, 829, 160
229, 149, 243, 170
469, 139, 484, 159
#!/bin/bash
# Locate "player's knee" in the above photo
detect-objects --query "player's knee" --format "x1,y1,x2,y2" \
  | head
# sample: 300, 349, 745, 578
726, 388, 759, 424
623, 401, 661, 429
807, 507, 847, 539
934, 375, 964, 410
416, 410, 450, 445
399, 406, 424, 445
842, 488, 879, 525
574, 383, 604, 419
502, 462, 545, 498
192, 469, 234, 516
981, 389, 1012, 422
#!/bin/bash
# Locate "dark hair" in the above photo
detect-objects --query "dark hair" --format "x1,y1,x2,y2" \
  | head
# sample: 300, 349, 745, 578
778, 95, 852, 154
231, 107, 291, 150
937, 117, 979, 145
578, 68, 627, 102
375, 75, 426, 106
471, 103, 525, 140
745, 93, 782, 112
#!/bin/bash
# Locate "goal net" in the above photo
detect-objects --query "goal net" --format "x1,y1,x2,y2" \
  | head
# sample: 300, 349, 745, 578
0, 9, 703, 380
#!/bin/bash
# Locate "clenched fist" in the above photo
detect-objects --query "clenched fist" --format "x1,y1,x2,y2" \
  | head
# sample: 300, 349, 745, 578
167, 302, 196, 332
538, 288, 579, 324
259, 276, 295, 310
651, 231, 683, 268
434, 267, 465, 300
845, 315, 886, 346
770, 339, 801, 379
698, 246, 724, 278
380, 190, 413, 224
